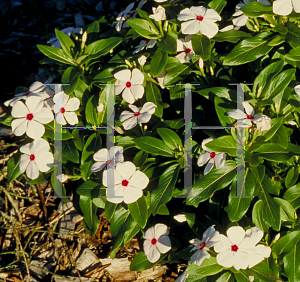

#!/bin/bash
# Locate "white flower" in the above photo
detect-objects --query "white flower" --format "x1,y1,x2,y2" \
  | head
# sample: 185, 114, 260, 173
133, 39, 157, 54
295, 84, 300, 96
149, 5, 166, 21
53, 91, 80, 125
48, 27, 83, 48
115, 2, 135, 31
219, 25, 236, 32
4, 81, 48, 107
120, 102, 157, 130
227, 101, 267, 128
138, 55, 147, 66
174, 214, 187, 223
114, 68, 145, 104
214, 226, 259, 270
143, 223, 171, 263
176, 36, 195, 63
199, 58, 204, 70
176, 272, 189, 282
154, 0, 167, 2
91, 146, 124, 172
273, 0, 300, 16
189, 225, 220, 266
157, 69, 171, 89
19, 138, 54, 180
177, 6, 221, 38
11, 96, 54, 139
249, 276, 255, 282
97, 103, 104, 112
103, 161, 149, 204
255, 115, 271, 131
197, 138, 226, 175
57, 174, 69, 183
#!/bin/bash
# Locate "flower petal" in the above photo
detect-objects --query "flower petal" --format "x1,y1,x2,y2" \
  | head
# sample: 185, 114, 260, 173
116, 161, 136, 180
177, 7, 196, 21
106, 184, 124, 204
123, 116, 138, 130
11, 101, 28, 118
12, 118, 28, 136
214, 153, 226, 169
147, 245, 161, 263
33, 108, 54, 124
245, 227, 264, 245
33, 138, 50, 155
20, 142, 33, 155
26, 96, 44, 114
190, 6, 206, 17
293, 0, 300, 13
35, 152, 53, 172
227, 226, 245, 245
91, 161, 107, 172
176, 52, 187, 64
26, 120, 45, 139
130, 85, 144, 100
115, 84, 126, 95
93, 148, 108, 162
131, 68, 144, 85
197, 152, 210, 167
155, 223, 169, 238
273, 0, 292, 15
64, 111, 79, 125
144, 226, 155, 240
114, 69, 131, 82
227, 109, 246, 120
199, 20, 219, 38
202, 138, 214, 152
123, 186, 143, 204
157, 235, 171, 254
19, 154, 30, 173
128, 170, 149, 189
65, 97, 80, 111
122, 87, 135, 104
233, 14, 248, 27
217, 249, 234, 268
204, 158, 214, 175
55, 112, 67, 125
138, 113, 152, 124
243, 101, 254, 116
181, 20, 200, 35
214, 234, 232, 253
190, 248, 210, 266
233, 251, 252, 270
26, 160, 40, 180
204, 8, 221, 21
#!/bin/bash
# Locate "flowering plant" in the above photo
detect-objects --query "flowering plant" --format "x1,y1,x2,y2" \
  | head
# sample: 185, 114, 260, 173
1, 0, 300, 281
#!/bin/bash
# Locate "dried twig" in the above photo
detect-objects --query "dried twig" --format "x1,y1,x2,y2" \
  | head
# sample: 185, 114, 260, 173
0, 185, 22, 222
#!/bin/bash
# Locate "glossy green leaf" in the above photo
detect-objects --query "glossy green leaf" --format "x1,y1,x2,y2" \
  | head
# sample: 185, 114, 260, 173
156, 25, 177, 54
214, 30, 251, 43
55, 28, 75, 57
7, 151, 22, 184
145, 82, 163, 117
157, 128, 182, 150
37, 45, 76, 65
191, 35, 211, 61
283, 240, 300, 282
205, 135, 237, 156
186, 257, 223, 278
150, 49, 168, 77
135, 136, 174, 157
130, 252, 156, 271
208, 0, 227, 13
62, 140, 80, 163
284, 182, 300, 210
243, 261, 279, 282
252, 200, 269, 232
272, 230, 300, 257
128, 196, 148, 228
126, 18, 160, 39
240, 2, 273, 17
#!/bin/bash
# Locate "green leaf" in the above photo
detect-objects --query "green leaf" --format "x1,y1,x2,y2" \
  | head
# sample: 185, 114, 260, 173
240, 2, 273, 17
130, 252, 156, 271
196, 87, 237, 103
274, 197, 296, 222
205, 135, 237, 156
243, 261, 279, 282
62, 140, 80, 163
145, 82, 163, 117
186, 161, 236, 207
151, 164, 180, 215
156, 25, 177, 54
163, 64, 192, 87
252, 200, 269, 232
150, 49, 168, 77
186, 257, 223, 278
55, 28, 75, 57
128, 196, 148, 228
223, 32, 273, 66
86, 21, 100, 46
79, 195, 99, 236
93, 67, 115, 83
110, 205, 130, 238
105, 200, 117, 221
85, 95, 98, 126
215, 272, 234, 282
76, 180, 102, 197
7, 151, 22, 184
156, 204, 170, 215
284, 182, 300, 210
61, 66, 82, 94
208, 0, 227, 13
135, 136, 174, 157
214, 97, 236, 132
214, 30, 251, 43
285, 167, 299, 188
285, 22, 300, 49
283, 240, 300, 282
126, 19, 160, 39
255, 117, 283, 143
37, 45, 76, 65
272, 230, 300, 256
157, 128, 182, 150
191, 35, 211, 61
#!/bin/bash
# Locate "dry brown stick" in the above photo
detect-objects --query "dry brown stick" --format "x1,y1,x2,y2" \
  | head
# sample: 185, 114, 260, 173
0, 149, 18, 165
36, 184, 48, 222
0, 185, 22, 222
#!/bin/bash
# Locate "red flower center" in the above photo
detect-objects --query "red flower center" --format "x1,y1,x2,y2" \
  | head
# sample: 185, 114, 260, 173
60, 107, 66, 113
106, 160, 112, 165
134, 112, 140, 117
26, 113, 34, 121
231, 245, 238, 252
200, 242, 206, 249
151, 238, 157, 245
246, 115, 254, 120
29, 154, 35, 161
197, 15, 204, 21
126, 81, 131, 88
185, 48, 192, 54
210, 152, 216, 158
122, 179, 129, 186
24, 91, 30, 97
146, 39, 151, 44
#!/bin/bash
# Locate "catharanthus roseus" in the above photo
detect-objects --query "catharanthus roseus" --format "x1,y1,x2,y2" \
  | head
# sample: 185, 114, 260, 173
149, 5, 166, 22
176, 35, 195, 63
273, 0, 300, 16
133, 39, 157, 54
197, 138, 226, 175
143, 223, 171, 263
19, 138, 53, 180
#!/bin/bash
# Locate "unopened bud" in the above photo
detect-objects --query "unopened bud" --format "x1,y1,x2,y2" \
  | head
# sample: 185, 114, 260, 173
199, 58, 204, 71
125, 59, 133, 68
138, 55, 147, 66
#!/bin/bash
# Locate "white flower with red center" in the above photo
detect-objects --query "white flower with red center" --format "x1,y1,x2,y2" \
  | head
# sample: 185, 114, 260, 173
176, 35, 195, 63
53, 91, 80, 125
48, 27, 83, 48
214, 226, 259, 270
143, 223, 171, 263
11, 96, 54, 140
133, 39, 157, 54
157, 68, 172, 89
273, 0, 300, 16
149, 5, 166, 22
227, 101, 267, 128
255, 115, 271, 131
119, 102, 157, 130
197, 138, 226, 175
114, 68, 145, 104
19, 138, 54, 180
189, 225, 220, 266
4, 81, 49, 107
115, 2, 135, 31
91, 146, 124, 173
102, 161, 149, 204
177, 6, 221, 38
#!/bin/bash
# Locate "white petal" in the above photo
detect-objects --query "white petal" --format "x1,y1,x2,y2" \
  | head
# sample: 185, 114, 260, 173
216, 249, 234, 268
20, 142, 33, 155
106, 184, 124, 204
29, 81, 46, 93
64, 111, 79, 125
202, 138, 214, 152
176, 52, 187, 64
177, 8, 196, 21
53, 91, 69, 108
11, 101, 28, 118
128, 104, 140, 113
25, 96, 44, 114
174, 214, 187, 223
130, 85, 144, 100
204, 8, 221, 21
26, 120, 45, 139
233, 14, 248, 27
181, 20, 200, 35
114, 69, 131, 82
146, 245, 161, 263
115, 84, 126, 95
55, 112, 67, 125
255, 244, 271, 258
33, 108, 54, 124
227, 226, 245, 245
128, 170, 149, 189
147, 39, 157, 48
220, 25, 234, 32
123, 116, 138, 130
33, 138, 50, 155
155, 223, 169, 238
131, 68, 144, 85
156, 235, 171, 254
115, 161, 136, 180
141, 102, 157, 114
202, 225, 217, 240
214, 153, 226, 169
273, 0, 292, 15
122, 87, 135, 104
177, 38, 185, 52
26, 160, 40, 180
144, 239, 153, 256
190, 6, 206, 17
34, 152, 53, 172
91, 161, 107, 172
65, 97, 80, 111
120, 110, 135, 122
214, 234, 232, 253
199, 20, 219, 38
292, 0, 300, 13
204, 158, 214, 175
144, 226, 155, 240
12, 118, 28, 136
138, 113, 153, 124
94, 148, 109, 162
19, 155, 30, 173
123, 186, 143, 204
190, 248, 210, 266
197, 152, 210, 167
57, 174, 68, 183
227, 109, 246, 120
245, 227, 263, 245
233, 251, 251, 270
243, 101, 254, 116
